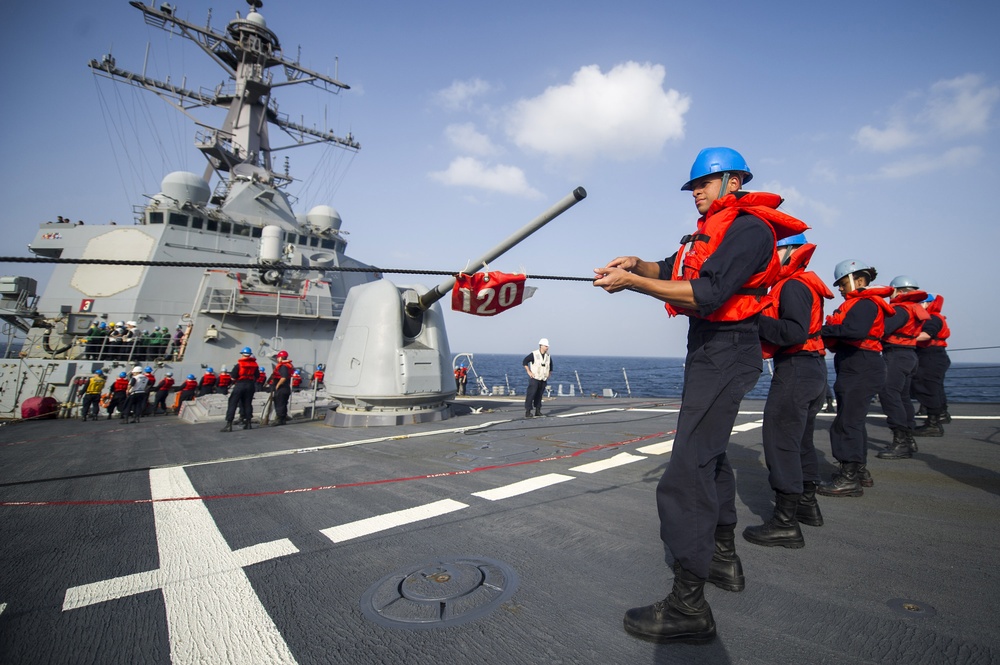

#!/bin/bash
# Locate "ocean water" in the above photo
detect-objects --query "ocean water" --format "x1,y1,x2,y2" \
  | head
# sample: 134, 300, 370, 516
459, 354, 1000, 404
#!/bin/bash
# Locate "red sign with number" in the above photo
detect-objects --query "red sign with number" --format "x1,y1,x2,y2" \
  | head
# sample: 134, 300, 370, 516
452, 272, 527, 316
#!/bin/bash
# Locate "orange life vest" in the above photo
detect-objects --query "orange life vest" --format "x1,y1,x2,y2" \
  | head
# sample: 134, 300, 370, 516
759, 244, 834, 358
156, 377, 175, 392
217, 372, 232, 387
883, 290, 930, 347
664, 192, 809, 321
313, 370, 325, 383
824, 286, 894, 352
917, 296, 950, 348
270, 360, 295, 385
236, 357, 260, 381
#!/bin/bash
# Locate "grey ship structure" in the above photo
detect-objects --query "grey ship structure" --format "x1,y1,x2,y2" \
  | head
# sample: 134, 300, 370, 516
0, 0, 379, 418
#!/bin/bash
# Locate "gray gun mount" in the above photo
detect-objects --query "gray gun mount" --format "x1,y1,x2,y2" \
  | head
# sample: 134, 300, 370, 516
324, 188, 587, 427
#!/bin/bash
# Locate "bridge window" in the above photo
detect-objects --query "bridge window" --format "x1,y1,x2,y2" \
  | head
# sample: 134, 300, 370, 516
251, 226, 262, 238
190, 217, 204, 230
168, 213, 188, 227
149, 212, 164, 224
220, 221, 232, 235
206, 219, 218, 232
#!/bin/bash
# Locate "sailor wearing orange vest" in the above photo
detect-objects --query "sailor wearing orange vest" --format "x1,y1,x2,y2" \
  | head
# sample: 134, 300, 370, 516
216, 367, 233, 395
818, 260, 893, 497
222, 347, 260, 432
107, 371, 130, 419
269, 350, 294, 425
198, 368, 217, 396
912, 293, 951, 436
876, 276, 930, 460
174, 374, 199, 414
152, 371, 175, 415
312, 364, 325, 388
743, 234, 834, 549
594, 147, 808, 644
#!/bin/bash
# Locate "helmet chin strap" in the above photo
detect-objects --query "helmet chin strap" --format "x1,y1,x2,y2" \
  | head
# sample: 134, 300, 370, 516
848, 274, 857, 293
717, 172, 730, 201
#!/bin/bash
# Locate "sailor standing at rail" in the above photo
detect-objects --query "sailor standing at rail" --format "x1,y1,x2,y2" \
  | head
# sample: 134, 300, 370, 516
875, 276, 930, 460
818, 260, 893, 496
269, 350, 294, 426
913, 293, 951, 436
222, 347, 260, 432
523, 339, 552, 418
743, 233, 833, 549
594, 146, 808, 644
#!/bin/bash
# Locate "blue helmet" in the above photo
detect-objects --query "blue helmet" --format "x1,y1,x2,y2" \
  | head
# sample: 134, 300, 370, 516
890, 275, 919, 289
144, 366, 153, 373
317, 363, 325, 370
294, 369, 301, 375
206, 368, 215, 373
119, 371, 127, 378
833, 259, 877, 285
187, 374, 196, 380
240, 346, 253, 355
777, 233, 808, 248
99, 321, 108, 329
681, 147, 753, 191
924, 293, 936, 302
95, 369, 104, 376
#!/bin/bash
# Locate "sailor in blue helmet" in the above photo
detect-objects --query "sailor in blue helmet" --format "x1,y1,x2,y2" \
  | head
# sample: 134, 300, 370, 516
222, 347, 260, 432
818, 260, 892, 496
594, 147, 808, 643
875, 276, 930, 459
742, 233, 834, 549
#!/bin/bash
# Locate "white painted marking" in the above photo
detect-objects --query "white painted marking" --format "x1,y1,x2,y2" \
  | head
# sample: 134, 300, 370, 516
471, 473, 575, 501
629, 408, 680, 413
320, 499, 468, 543
637, 439, 674, 455
555, 407, 623, 418
569, 452, 647, 474
0, 602, 6, 616
732, 421, 763, 433
63, 467, 299, 665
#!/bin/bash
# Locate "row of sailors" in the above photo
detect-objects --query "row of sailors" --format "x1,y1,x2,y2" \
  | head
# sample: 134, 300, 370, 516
76, 363, 326, 421
82, 322, 186, 361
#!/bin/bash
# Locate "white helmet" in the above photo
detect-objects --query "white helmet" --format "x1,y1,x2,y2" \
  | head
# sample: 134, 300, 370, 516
538, 338, 550, 346
131, 366, 143, 374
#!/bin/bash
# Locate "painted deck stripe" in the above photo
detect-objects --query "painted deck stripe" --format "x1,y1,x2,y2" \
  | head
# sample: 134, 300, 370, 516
569, 452, 647, 474
471, 474, 575, 501
637, 439, 674, 455
320, 499, 468, 543
64, 468, 299, 665
732, 421, 763, 432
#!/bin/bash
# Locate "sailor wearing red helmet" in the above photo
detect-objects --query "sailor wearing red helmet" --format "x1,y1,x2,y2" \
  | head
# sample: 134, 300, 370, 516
269, 350, 294, 425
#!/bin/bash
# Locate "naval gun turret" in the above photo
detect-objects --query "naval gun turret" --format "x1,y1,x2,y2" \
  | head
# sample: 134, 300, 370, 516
323, 188, 587, 427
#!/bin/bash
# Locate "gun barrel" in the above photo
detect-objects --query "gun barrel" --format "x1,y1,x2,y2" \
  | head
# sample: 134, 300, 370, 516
412, 187, 587, 314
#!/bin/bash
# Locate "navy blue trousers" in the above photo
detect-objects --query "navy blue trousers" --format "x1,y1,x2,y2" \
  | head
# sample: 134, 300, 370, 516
655, 330, 761, 579
762, 354, 827, 493
878, 347, 918, 430
830, 349, 885, 464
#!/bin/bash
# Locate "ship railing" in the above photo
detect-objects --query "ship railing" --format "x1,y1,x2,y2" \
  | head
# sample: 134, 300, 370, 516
199, 287, 346, 319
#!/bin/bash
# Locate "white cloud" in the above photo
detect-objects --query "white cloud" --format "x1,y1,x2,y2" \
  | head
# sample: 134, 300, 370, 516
435, 78, 494, 111
876, 145, 981, 179
854, 121, 917, 152
922, 74, 1000, 138
854, 74, 998, 152
428, 157, 543, 199
444, 123, 500, 156
505, 61, 689, 161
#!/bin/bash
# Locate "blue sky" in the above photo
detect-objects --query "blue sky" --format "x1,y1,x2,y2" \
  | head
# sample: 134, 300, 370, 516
3, 0, 999, 362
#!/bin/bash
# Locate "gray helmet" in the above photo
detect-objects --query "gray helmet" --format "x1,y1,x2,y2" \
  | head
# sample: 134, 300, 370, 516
833, 259, 877, 285
889, 275, 919, 289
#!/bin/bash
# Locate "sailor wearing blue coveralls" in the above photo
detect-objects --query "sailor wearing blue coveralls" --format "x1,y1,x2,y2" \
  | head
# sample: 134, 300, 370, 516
594, 147, 807, 644
743, 234, 834, 549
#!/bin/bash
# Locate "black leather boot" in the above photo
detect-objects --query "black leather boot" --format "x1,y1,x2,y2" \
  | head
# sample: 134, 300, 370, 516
905, 429, 917, 452
796, 481, 824, 527
623, 564, 716, 644
534, 408, 542, 417
743, 493, 805, 548
877, 428, 913, 459
242, 419, 251, 430
220, 420, 233, 432
913, 413, 944, 437
940, 410, 951, 424
707, 523, 744, 592
857, 464, 873, 488
816, 462, 863, 497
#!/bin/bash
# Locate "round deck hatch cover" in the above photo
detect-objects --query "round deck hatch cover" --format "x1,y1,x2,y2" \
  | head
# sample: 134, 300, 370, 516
360, 556, 519, 630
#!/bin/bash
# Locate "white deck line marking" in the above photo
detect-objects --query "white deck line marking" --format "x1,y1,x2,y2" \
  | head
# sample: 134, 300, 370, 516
63, 467, 299, 665
732, 421, 763, 433
569, 453, 647, 474
554, 407, 624, 418
0, 602, 6, 616
637, 439, 674, 455
629, 408, 680, 413
320, 499, 468, 543
471, 473, 575, 501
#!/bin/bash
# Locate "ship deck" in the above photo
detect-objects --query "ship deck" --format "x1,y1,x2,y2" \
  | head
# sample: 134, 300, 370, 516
1, 397, 998, 664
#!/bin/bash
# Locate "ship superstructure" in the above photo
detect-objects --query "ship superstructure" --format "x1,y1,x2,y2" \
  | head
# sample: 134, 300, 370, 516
0, 0, 378, 417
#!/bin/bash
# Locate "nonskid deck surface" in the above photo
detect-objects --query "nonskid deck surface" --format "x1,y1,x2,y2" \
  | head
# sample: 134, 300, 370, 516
1, 398, 998, 664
